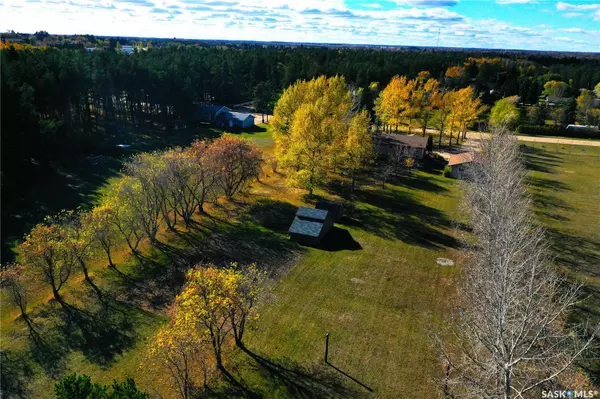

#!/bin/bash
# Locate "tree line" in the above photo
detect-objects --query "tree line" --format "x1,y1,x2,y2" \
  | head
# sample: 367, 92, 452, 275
3, 135, 261, 313
2, 43, 599, 185
373, 71, 487, 146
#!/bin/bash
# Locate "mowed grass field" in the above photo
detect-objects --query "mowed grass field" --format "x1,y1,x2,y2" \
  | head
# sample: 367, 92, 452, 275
521, 142, 600, 382
1, 125, 462, 398
236, 169, 462, 398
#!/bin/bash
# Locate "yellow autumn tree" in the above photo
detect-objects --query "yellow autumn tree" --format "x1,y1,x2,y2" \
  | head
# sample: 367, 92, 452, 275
413, 72, 442, 136
341, 110, 374, 190
543, 80, 570, 98
375, 72, 441, 134
145, 314, 213, 399
374, 75, 413, 132
435, 90, 456, 147
272, 75, 366, 194
175, 263, 263, 374
449, 86, 487, 145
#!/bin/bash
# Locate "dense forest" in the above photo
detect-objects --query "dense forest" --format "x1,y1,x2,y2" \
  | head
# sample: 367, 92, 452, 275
2, 38, 600, 260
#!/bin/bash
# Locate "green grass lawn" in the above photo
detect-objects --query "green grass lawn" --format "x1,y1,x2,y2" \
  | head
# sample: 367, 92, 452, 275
237, 174, 462, 398
1, 125, 463, 398
520, 142, 600, 383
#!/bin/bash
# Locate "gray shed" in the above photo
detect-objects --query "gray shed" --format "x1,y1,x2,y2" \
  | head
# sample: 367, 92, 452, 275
288, 207, 334, 245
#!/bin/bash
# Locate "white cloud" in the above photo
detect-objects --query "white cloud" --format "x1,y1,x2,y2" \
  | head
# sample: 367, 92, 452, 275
0, 0, 597, 52
556, 1, 600, 11
562, 11, 583, 18
394, 0, 459, 7
558, 27, 586, 33
496, 0, 536, 4
361, 3, 381, 8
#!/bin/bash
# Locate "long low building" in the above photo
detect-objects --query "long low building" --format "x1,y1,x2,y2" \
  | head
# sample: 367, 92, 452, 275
374, 133, 428, 160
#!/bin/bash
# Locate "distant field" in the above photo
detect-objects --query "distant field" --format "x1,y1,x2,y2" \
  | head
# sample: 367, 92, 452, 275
520, 142, 600, 382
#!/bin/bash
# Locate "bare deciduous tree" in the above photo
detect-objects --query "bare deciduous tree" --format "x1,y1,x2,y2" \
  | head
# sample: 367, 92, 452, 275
438, 128, 598, 398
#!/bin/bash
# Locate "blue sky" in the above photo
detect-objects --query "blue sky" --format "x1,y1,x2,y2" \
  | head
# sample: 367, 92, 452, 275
1, 0, 599, 51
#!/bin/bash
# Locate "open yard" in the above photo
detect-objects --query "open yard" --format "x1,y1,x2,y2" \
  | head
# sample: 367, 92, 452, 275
1, 125, 462, 398
2, 130, 599, 398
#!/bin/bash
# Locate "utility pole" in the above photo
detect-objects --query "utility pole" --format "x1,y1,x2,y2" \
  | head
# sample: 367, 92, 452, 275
324, 332, 330, 363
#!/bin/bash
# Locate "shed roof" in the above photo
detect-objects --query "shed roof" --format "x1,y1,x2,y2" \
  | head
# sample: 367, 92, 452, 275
288, 217, 325, 237
448, 152, 474, 166
296, 207, 328, 221
217, 111, 254, 122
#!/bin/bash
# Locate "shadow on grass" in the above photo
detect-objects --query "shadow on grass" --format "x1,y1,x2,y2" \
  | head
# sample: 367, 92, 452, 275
241, 347, 370, 398
54, 299, 138, 367
0, 350, 35, 399
325, 181, 458, 250
242, 199, 298, 234
394, 172, 449, 193
526, 176, 571, 192
226, 124, 268, 134
314, 227, 362, 252
325, 361, 373, 393
108, 215, 305, 310
22, 294, 140, 373
520, 145, 563, 173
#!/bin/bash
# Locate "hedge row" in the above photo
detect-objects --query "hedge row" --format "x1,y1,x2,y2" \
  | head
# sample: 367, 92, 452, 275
516, 125, 599, 138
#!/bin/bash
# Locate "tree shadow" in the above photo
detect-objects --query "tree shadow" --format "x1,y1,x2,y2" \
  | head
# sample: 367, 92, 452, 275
532, 192, 573, 213
0, 350, 35, 399
397, 172, 449, 193
520, 145, 563, 173
39, 299, 139, 367
107, 216, 305, 310
241, 198, 298, 234
326, 183, 459, 250
526, 176, 571, 192
241, 347, 370, 398
226, 124, 268, 134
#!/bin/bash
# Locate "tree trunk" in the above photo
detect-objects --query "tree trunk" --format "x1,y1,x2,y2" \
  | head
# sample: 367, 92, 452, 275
504, 369, 511, 399
52, 287, 63, 304
79, 258, 103, 300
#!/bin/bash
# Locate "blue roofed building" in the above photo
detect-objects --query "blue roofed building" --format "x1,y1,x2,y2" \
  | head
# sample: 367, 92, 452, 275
216, 110, 255, 129
288, 207, 334, 245
194, 104, 230, 123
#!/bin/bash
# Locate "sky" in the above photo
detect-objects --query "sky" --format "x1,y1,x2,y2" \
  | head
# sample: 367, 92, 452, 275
1, 0, 599, 52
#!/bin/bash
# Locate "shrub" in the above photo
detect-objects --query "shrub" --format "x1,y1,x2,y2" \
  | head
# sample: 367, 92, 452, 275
55, 374, 148, 399
443, 165, 453, 177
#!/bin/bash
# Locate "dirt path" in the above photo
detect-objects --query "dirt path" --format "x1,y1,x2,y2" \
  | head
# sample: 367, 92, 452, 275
468, 132, 600, 147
